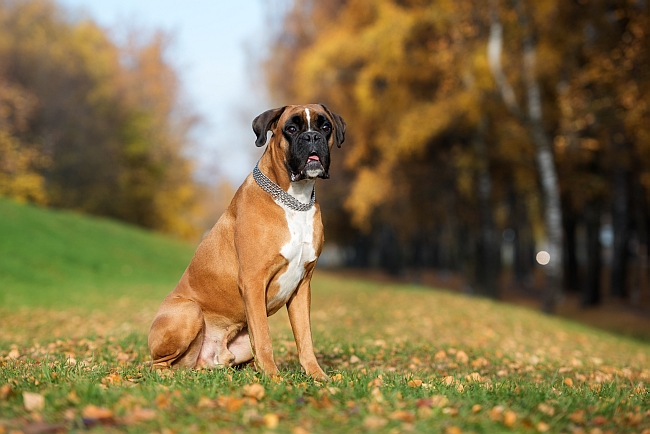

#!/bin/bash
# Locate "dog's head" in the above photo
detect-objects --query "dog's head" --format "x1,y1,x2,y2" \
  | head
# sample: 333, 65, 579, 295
253, 104, 346, 182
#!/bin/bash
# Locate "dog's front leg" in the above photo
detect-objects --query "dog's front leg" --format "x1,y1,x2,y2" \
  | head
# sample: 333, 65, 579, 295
240, 279, 279, 377
287, 267, 328, 381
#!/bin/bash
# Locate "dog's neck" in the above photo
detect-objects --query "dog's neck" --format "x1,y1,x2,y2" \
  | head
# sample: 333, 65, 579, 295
287, 179, 316, 204
253, 161, 316, 211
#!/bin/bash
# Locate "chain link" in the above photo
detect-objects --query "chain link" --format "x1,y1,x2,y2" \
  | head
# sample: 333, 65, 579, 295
253, 163, 316, 212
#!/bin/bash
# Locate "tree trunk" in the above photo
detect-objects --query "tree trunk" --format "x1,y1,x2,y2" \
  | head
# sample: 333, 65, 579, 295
563, 204, 579, 293
473, 118, 499, 298
610, 165, 630, 298
582, 201, 601, 306
488, 0, 564, 312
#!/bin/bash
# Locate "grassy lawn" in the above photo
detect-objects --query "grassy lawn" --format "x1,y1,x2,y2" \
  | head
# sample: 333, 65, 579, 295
0, 198, 648, 433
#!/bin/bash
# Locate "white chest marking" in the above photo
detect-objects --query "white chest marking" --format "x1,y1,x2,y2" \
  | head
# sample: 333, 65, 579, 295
270, 180, 317, 309
305, 108, 311, 130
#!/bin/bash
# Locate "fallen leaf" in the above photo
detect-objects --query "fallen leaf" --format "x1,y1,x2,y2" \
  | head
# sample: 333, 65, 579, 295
434, 350, 447, 361
489, 405, 504, 421
408, 379, 423, 388
471, 357, 489, 368
22, 422, 66, 434
536, 421, 550, 432
197, 396, 215, 408
503, 410, 517, 427
263, 413, 280, 429
122, 408, 157, 424
81, 404, 115, 427
217, 396, 246, 412
442, 407, 458, 416
243, 383, 266, 400
389, 410, 415, 423
472, 404, 482, 413
0, 384, 12, 400
363, 416, 388, 429
8, 349, 20, 359
101, 373, 122, 386
591, 415, 607, 426
569, 409, 585, 423
426, 395, 449, 408
537, 403, 555, 416
564, 378, 574, 387
368, 376, 383, 387
349, 355, 361, 364
82, 404, 113, 420
155, 393, 171, 409
455, 351, 469, 364
23, 392, 45, 412
445, 427, 462, 434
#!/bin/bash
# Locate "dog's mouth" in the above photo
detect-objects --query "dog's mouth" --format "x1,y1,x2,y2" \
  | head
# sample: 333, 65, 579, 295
290, 153, 328, 182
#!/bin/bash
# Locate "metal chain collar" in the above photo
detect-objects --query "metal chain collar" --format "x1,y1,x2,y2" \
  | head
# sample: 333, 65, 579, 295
253, 163, 316, 211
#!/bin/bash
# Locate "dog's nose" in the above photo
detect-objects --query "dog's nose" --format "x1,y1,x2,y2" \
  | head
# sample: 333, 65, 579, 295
301, 132, 322, 144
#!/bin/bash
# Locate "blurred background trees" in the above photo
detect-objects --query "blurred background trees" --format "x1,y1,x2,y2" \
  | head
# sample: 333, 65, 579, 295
264, 0, 649, 312
0, 0, 202, 238
1, 0, 647, 314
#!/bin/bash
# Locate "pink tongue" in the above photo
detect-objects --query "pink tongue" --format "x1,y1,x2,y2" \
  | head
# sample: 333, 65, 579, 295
308, 155, 320, 162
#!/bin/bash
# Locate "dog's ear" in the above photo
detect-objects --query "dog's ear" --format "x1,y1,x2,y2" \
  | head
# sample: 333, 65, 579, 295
252, 106, 286, 147
320, 104, 346, 148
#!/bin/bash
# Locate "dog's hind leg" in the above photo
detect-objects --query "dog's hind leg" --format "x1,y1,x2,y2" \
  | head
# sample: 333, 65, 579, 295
148, 297, 205, 368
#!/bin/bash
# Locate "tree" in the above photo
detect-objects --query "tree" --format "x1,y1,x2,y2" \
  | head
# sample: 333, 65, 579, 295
0, 0, 203, 238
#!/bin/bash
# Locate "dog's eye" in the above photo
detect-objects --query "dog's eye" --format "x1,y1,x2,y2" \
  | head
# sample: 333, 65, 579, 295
322, 123, 331, 133
286, 126, 297, 134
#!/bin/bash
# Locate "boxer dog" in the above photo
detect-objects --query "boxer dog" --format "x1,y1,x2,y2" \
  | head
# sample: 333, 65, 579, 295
148, 104, 345, 380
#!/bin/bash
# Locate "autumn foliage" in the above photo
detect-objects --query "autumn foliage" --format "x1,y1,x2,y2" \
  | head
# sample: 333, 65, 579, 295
0, 0, 201, 238
264, 0, 649, 308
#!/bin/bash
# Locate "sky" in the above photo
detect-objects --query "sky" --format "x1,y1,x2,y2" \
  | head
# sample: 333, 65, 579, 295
57, 0, 277, 185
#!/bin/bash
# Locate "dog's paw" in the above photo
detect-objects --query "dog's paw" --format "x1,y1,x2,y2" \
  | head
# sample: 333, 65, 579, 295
307, 367, 329, 382
216, 351, 236, 367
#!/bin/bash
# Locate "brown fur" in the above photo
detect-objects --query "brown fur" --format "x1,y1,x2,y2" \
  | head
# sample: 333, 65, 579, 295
148, 104, 343, 380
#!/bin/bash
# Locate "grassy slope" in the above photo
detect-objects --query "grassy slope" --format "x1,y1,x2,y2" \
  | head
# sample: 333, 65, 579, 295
0, 197, 195, 308
0, 198, 648, 433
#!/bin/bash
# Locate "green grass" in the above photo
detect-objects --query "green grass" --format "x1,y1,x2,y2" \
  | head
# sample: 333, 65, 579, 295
0, 198, 648, 433
0, 197, 195, 308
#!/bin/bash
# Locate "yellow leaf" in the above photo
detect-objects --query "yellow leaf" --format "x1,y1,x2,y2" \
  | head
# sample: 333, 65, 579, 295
389, 410, 415, 423
569, 409, 585, 423
538, 403, 555, 416
503, 410, 517, 427
243, 383, 266, 400
23, 392, 44, 412
0, 384, 12, 400
434, 350, 447, 361
82, 404, 113, 420
363, 416, 388, 429
123, 408, 157, 424
197, 396, 215, 408
264, 413, 280, 429
489, 405, 504, 421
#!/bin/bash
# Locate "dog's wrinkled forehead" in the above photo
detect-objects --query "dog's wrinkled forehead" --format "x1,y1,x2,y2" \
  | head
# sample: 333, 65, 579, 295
278, 105, 328, 131
253, 104, 345, 148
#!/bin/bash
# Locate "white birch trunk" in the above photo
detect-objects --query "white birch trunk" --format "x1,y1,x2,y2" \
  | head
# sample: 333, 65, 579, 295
488, 0, 564, 313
